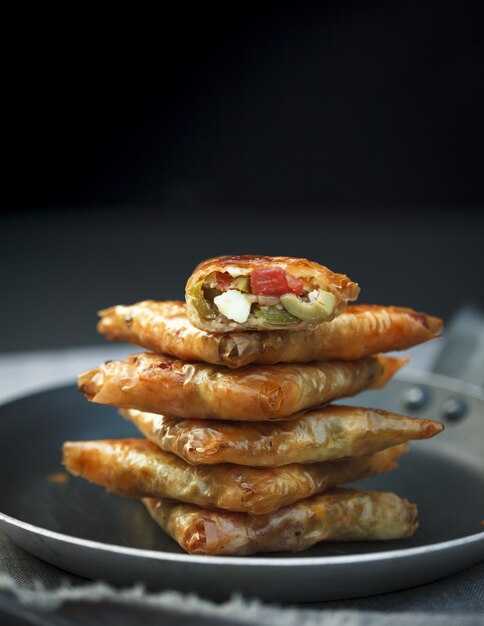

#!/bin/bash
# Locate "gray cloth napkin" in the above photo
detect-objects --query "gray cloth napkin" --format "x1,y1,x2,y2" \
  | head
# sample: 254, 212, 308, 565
0, 345, 482, 625
0, 532, 483, 626
0, 546, 483, 626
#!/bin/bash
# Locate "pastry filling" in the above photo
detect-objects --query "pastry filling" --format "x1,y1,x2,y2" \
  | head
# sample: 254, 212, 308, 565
190, 267, 336, 325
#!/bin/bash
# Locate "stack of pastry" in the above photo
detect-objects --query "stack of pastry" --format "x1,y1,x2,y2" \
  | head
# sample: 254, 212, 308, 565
63, 255, 444, 556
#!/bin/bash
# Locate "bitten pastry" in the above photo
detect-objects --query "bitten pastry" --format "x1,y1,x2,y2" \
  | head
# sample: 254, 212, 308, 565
185, 255, 360, 332
121, 405, 443, 467
78, 353, 405, 421
62, 439, 407, 514
143, 489, 419, 555
97, 301, 442, 368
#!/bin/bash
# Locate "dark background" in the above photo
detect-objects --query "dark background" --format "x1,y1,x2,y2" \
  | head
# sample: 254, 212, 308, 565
1, 1, 484, 352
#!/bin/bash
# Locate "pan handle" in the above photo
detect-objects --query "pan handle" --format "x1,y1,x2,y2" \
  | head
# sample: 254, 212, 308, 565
431, 304, 484, 388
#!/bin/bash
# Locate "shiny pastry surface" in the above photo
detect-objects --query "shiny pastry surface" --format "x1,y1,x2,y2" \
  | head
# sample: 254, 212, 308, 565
62, 438, 407, 515
98, 301, 442, 368
144, 488, 418, 555
78, 352, 405, 421
122, 405, 443, 466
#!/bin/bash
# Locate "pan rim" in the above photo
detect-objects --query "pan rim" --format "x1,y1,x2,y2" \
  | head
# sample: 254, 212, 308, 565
0, 509, 483, 567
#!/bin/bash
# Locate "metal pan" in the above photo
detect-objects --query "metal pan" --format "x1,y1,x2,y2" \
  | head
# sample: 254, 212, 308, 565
0, 370, 483, 603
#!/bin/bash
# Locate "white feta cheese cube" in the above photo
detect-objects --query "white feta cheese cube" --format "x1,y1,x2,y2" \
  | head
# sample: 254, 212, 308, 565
213, 290, 252, 323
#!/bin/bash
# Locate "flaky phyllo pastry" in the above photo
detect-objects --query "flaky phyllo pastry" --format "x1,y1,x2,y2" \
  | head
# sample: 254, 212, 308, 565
62, 439, 407, 514
121, 406, 443, 467
185, 255, 360, 332
98, 301, 443, 369
78, 353, 405, 421
70, 254, 445, 556
143, 489, 418, 555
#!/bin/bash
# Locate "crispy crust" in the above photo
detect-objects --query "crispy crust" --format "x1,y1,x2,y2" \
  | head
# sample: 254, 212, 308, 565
143, 489, 418, 555
78, 353, 406, 421
257, 304, 443, 364
185, 255, 360, 332
62, 439, 407, 515
97, 301, 443, 368
98, 301, 242, 366
121, 405, 443, 466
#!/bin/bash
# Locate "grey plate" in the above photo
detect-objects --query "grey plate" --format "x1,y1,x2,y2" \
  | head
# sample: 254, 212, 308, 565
0, 371, 483, 602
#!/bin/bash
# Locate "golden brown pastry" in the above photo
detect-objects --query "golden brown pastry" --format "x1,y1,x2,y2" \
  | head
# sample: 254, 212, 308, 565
62, 439, 407, 514
185, 255, 360, 332
97, 301, 442, 368
256, 304, 443, 364
143, 489, 418, 555
78, 353, 405, 421
121, 405, 443, 466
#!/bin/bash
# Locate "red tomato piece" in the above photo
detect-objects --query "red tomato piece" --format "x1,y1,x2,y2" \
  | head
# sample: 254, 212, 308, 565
250, 267, 294, 295
215, 273, 233, 290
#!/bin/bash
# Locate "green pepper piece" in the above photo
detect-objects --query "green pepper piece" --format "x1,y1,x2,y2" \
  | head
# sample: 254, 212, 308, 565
188, 281, 215, 319
280, 290, 336, 322
253, 306, 299, 325
233, 276, 251, 293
